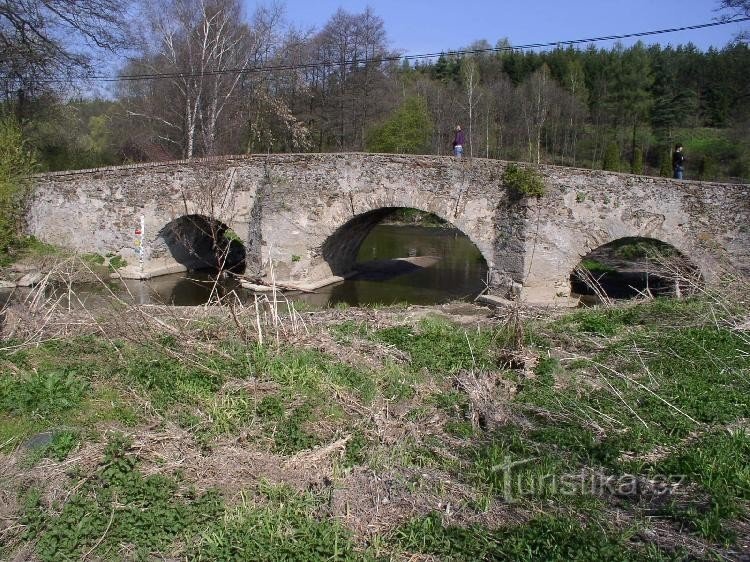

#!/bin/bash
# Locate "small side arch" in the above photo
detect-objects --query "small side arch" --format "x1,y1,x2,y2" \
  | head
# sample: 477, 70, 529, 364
570, 236, 702, 302
156, 214, 246, 273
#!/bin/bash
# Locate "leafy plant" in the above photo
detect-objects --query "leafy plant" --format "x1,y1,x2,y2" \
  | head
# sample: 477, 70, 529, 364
108, 255, 127, 270
26, 433, 224, 561
502, 164, 546, 198
0, 370, 88, 417
392, 513, 664, 561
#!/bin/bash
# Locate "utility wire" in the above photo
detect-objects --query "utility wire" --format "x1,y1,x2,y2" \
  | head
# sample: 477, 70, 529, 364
86, 16, 750, 83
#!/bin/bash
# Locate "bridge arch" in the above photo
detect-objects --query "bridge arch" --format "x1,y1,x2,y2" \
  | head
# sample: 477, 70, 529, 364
152, 214, 246, 274
569, 236, 702, 301
321, 207, 490, 278
258, 173, 497, 287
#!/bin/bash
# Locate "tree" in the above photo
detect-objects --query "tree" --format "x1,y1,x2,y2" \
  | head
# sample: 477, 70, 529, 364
460, 58, 481, 158
123, 0, 302, 158
611, 43, 654, 169
603, 141, 621, 171
717, 2, 749, 44
311, 7, 394, 151
0, 0, 133, 113
518, 64, 555, 164
366, 96, 432, 154
718, 0, 750, 16
0, 117, 36, 255
561, 59, 588, 165
631, 146, 644, 174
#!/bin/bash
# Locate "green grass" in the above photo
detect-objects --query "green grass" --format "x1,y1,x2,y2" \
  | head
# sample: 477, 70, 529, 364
392, 512, 679, 561
23, 434, 224, 561
508, 296, 750, 540
0, 369, 88, 416
4, 293, 750, 559
189, 483, 366, 561
371, 317, 503, 375
22, 434, 368, 561
639, 430, 750, 542
0, 236, 62, 266
580, 258, 615, 273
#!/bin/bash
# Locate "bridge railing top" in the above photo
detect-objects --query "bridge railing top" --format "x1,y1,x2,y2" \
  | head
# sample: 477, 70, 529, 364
29, 152, 748, 187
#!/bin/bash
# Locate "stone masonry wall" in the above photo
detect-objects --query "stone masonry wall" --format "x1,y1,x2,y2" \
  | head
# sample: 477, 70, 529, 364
27, 153, 749, 303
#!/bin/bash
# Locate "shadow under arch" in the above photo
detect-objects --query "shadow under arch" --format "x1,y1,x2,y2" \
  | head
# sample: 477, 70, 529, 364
321, 207, 488, 277
157, 214, 246, 273
570, 236, 703, 302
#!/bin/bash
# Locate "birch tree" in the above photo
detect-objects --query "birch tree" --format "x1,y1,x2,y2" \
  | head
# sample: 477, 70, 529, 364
123, 0, 293, 158
519, 64, 553, 164
460, 57, 480, 158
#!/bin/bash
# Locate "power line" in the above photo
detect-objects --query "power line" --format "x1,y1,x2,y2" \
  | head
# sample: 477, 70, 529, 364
87, 16, 750, 83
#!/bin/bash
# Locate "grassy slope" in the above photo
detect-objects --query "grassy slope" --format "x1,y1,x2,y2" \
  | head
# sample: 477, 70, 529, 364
0, 294, 749, 561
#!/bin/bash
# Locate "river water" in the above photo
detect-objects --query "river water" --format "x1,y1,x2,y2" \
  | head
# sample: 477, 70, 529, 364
110, 224, 488, 308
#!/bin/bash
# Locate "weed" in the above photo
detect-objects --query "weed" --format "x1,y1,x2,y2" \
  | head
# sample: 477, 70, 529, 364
107, 255, 127, 270
82, 252, 105, 266
0, 370, 88, 417
125, 353, 223, 409
641, 430, 750, 542
342, 429, 369, 469
270, 402, 318, 454
469, 429, 572, 501
26, 430, 79, 464
25, 434, 224, 561
503, 163, 546, 199
580, 258, 615, 273
445, 420, 474, 438
329, 320, 369, 342
372, 317, 498, 376
257, 394, 284, 419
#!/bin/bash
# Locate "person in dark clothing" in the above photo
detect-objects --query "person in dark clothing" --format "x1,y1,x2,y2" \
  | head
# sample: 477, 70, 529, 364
672, 144, 686, 179
452, 125, 465, 157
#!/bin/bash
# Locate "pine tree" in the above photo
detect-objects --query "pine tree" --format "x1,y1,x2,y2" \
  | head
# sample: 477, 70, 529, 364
603, 142, 621, 171
631, 147, 644, 174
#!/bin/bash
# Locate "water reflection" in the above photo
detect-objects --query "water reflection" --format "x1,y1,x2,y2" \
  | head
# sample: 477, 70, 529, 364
5, 225, 488, 309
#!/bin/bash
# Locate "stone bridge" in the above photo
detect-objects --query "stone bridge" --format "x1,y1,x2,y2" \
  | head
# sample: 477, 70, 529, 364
27, 153, 750, 303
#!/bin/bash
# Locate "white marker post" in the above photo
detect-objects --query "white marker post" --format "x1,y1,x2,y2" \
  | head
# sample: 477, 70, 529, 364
135, 216, 145, 277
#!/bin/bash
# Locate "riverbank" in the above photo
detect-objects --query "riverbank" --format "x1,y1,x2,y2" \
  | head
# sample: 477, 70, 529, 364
1, 283, 749, 560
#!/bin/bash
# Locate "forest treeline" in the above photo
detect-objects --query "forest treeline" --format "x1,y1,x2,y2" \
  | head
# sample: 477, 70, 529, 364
1, 0, 749, 183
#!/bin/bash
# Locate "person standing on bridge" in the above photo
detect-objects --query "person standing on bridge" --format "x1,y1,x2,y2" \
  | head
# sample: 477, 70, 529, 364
452, 125, 465, 157
672, 144, 686, 179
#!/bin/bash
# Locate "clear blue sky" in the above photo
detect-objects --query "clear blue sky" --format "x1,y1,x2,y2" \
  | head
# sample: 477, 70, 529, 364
263, 0, 745, 54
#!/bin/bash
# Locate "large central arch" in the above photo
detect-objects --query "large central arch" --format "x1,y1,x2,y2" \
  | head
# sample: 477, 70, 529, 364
321, 207, 489, 278
256, 176, 498, 289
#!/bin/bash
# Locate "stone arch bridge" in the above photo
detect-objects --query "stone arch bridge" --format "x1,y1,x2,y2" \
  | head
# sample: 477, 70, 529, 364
27, 153, 750, 303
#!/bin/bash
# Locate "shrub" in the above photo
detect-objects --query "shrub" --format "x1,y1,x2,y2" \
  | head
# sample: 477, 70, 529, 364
0, 117, 36, 258
502, 164, 546, 199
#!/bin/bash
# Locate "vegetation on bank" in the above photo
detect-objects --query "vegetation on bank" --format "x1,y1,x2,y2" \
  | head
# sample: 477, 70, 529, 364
0, 118, 36, 260
1, 283, 748, 560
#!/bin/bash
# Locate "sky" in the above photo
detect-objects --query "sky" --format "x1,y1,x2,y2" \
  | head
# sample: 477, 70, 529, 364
265, 0, 746, 55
